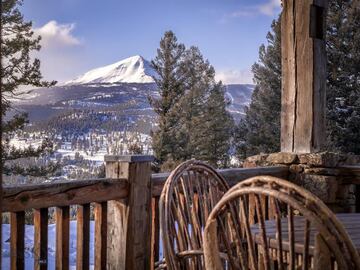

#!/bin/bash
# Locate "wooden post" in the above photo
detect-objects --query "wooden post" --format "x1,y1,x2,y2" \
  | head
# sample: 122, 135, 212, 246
34, 208, 48, 270
105, 155, 154, 270
281, 0, 328, 153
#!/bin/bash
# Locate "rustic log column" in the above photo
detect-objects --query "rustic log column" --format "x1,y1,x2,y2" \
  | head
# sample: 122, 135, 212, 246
281, 0, 328, 153
105, 155, 154, 270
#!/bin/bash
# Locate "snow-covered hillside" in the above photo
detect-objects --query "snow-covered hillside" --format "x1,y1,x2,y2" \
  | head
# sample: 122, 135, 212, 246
66, 55, 157, 84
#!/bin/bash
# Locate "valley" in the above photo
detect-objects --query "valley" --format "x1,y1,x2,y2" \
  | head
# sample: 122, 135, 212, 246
6, 56, 254, 184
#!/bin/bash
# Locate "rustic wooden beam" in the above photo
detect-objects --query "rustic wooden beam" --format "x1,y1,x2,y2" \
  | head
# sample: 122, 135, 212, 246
281, 0, 328, 153
106, 155, 154, 270
2, 178, 128, 212
151, 166, 289, 197
34, 208, 48, 270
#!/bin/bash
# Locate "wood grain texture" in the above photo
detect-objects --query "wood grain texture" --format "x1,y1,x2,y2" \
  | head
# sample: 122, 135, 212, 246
34, 208, 48, 270
203, 176, 360, 269
2, 178, 128, 212
150, 197, 160, 269
94, 202, 107, 270
281, 0, 328, 153
314, 234, 331, 269
281, 0, 296, 152
250, 214, 360, 254
151, 166, 289, 197
294, 0, 314, 153
159, 160, 230, 269
56, 206, 70, 270
76, 204, 90, 270
10, 211, 25, 270
106, 159, 153, 270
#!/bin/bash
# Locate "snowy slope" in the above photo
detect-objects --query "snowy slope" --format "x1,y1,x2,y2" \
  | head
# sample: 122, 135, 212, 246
66, 55, 157, 84
1, 222, 163, 269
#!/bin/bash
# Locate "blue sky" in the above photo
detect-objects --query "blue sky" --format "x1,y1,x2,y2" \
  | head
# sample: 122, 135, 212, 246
22, 0, 281, 84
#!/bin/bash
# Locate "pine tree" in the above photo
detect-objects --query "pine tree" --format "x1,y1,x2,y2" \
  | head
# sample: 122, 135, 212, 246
150, 31, 186, 164
326, 0, 360, 154
151, 33, 234, 169
192, 82, 234, 167
235, 18, 281, 159
1, 0, 57, 177
176, 46, 217, 161
235, 1, 360, 159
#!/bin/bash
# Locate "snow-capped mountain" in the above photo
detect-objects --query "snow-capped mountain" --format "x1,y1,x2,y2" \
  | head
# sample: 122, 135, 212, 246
66, 55, 157, 85
12, 54, 254, 131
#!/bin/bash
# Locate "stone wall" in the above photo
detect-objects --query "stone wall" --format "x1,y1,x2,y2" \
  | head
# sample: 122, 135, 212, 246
243, 152, 360, 213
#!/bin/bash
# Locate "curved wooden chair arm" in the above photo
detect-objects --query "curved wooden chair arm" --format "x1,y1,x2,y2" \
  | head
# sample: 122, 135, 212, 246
203, 176, 360, 270
159, 160, 230, 269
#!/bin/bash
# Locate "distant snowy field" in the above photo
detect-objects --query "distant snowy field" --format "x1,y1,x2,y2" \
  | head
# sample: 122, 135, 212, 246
2, 222, 95, 269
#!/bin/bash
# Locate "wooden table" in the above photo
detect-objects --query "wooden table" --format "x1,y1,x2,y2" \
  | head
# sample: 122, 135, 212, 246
251, 213, 360, 255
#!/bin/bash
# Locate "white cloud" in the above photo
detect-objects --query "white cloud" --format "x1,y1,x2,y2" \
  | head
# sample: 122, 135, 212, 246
34, 20, 81, 48
258, 0, 281, 16
225, 0, 281, 20
216, 69, 254, 85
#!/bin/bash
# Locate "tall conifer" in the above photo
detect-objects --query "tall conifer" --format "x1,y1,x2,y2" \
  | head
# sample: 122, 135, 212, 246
2, 0, 57, 177
236, 1, 360, 159
150, 31, 185, 163
235, 18, 281, 159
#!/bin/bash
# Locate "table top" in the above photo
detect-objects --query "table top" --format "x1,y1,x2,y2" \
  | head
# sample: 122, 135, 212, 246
251, 213, 360, 254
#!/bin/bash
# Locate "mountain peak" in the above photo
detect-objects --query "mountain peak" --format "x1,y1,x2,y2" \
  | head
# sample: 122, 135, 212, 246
66, 55, 157, 85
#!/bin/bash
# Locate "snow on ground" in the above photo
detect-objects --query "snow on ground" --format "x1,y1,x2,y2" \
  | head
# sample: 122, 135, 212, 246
2, 221, 163, 269
57, 148, 107, 163
9, 137, 44, 150
2, 221, 95, 270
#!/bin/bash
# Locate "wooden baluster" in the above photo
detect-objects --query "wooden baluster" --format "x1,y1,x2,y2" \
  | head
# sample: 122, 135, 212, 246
288, 205, 295, 270
273, 198, 284, 270
302, 220, 311, 270
34, 208, 48, 270
77, 204, 90, 270
94, 202, 107, 270
255, 195, 270, 270
10, 211, 25, 270
151, 197, 160, 270
239, 196, 257, 269
56, 206, 70, 270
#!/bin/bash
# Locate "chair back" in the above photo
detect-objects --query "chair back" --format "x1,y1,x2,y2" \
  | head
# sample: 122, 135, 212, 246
203, 176, 360, 270
159, 160, 229, 269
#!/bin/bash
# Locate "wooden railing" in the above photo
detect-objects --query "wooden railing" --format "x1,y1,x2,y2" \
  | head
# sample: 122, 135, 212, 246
7, 158, 360, 269
3, 178, 129, 270
1, 155, 291, 270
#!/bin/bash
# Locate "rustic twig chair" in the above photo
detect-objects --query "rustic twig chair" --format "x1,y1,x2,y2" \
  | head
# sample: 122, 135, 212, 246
159, 160, 230, 269
203, 176, 360, 270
